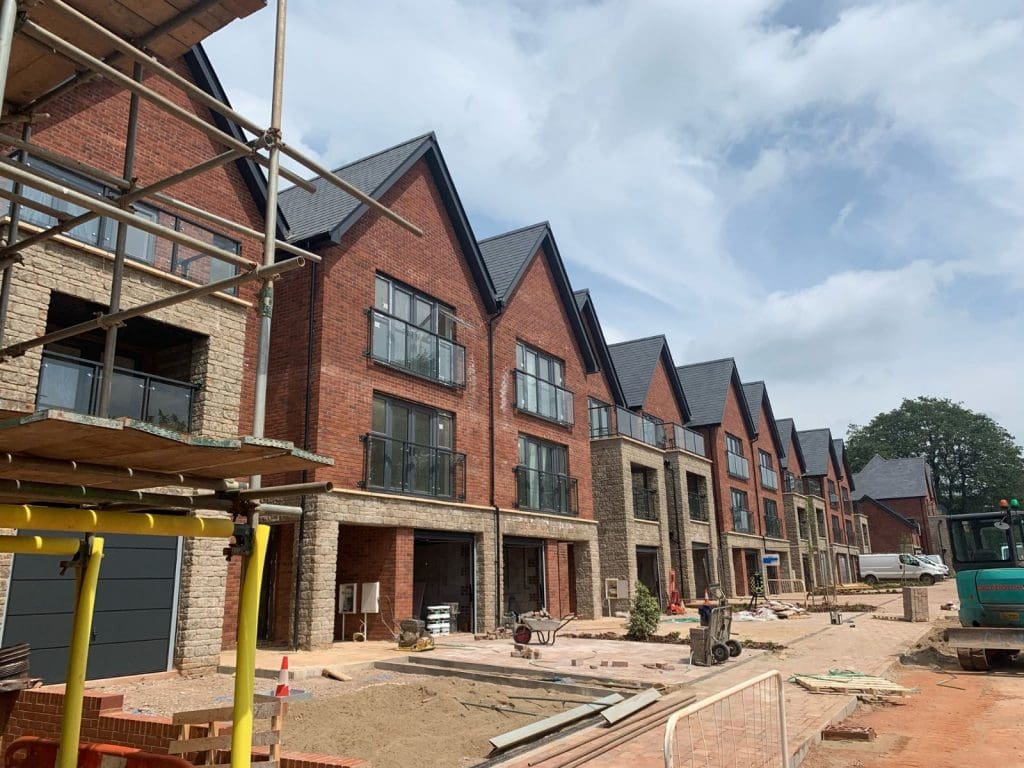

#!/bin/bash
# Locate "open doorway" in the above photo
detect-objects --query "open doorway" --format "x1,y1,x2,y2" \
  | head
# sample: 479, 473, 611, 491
693, 545, 711, 599
636, 546, 663, 608
413, 531, 475, 633
504, 537, 544, 618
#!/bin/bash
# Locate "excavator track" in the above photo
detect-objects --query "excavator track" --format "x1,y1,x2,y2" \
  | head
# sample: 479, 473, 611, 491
956, 648, 992, 671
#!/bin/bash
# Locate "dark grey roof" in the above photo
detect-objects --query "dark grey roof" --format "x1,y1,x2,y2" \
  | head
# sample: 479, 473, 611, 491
852, 455, 931, 501
775, 418, 806, 473
833, 438, 854, 487
797, 428, 840, 477
279, 134, 431, 242
742, 382, 766, 430
573, 289, 625, 405
479, 223, 549, 301
676, 358, 756, 436
857, 495, 921, 532
607, 336, 689, 419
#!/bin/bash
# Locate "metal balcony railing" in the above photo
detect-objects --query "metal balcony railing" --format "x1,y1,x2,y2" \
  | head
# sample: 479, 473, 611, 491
760, 465, 778, 490
829, 492, 839, 509
36, 351, 196, 432
587, 404, 707, 457
732, 506, 753, 533
362, 434, 466, 500
368, 308, 466, 386
514, 370, 574, 425
671, 424, 707, 457
632, 487, 658, 521
805, 479, 823, 498
514, 466, 578, 516
784, 472, 800, 493
765, 514, 783, 538
688, 491, 709, 521
842, 499, 853, 515
726, 450, 749, 480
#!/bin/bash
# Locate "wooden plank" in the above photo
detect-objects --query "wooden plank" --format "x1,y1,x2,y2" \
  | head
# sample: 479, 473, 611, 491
172, 700, 281, 724
599, 688, 663, 725
168, 729, 279, 754
791, 675, 915, 696
489, 694, 623, 752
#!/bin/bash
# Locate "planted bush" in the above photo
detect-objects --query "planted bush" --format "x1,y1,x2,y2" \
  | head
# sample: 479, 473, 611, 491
626, 582, 661, 641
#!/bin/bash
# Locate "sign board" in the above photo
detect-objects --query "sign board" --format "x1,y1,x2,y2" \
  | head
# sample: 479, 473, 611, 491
604, 578, 628, 600
361, 581, 381, 613
762, 554, 781, 566
337, 583, 357, 614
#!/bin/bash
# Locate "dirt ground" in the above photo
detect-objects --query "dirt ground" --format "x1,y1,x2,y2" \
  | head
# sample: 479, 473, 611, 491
802, 625, 1024, 768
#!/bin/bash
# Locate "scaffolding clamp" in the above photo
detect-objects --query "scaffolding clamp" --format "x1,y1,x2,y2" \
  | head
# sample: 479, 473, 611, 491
57, 537, 89, 576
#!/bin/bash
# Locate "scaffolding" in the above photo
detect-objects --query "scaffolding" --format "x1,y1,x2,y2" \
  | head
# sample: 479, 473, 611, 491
0, 2, 422, 767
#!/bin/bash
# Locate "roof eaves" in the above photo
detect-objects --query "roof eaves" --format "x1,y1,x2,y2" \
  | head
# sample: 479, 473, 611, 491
730, 364, 758, 439
659, 342, 691, 423
861, 495, 921, 532
575, 290, 626, 405
780, 419, 807, 474
537, 231, 599, 373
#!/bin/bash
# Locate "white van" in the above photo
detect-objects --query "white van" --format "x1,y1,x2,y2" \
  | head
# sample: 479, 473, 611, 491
917, 554, 949, 575
858, 553, 946, 586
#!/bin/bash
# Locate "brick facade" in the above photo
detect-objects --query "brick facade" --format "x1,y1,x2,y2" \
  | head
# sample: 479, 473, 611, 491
855, 498, 922, 553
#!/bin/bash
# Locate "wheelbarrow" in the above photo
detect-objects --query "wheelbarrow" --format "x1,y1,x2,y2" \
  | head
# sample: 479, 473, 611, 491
513, 614, 576, 645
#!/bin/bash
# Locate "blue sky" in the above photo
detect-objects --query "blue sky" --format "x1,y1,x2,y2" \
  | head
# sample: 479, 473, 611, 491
207, 0, 1024, 443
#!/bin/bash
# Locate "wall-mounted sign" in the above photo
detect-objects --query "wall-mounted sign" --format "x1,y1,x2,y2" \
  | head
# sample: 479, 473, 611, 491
762, 554, 781, 566
338, 583, 357, 614
605, 578, 628, 600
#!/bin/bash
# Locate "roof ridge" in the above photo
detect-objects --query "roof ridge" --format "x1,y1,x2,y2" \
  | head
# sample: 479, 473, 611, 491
608, 334, 665, 348
281, 132, 434, 193
478, 221, 550, 243
677, 356, 735, 369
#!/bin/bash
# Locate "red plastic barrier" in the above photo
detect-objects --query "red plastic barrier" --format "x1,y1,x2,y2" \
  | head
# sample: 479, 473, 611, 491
5, 736, 194, 767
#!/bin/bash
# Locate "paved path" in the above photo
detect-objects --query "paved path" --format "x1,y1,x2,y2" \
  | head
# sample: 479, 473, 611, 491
498, 582, 956, 767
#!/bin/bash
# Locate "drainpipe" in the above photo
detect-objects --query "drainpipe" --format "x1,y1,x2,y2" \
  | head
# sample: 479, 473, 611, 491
291, 260, 317, 649
487, 311, 502, 628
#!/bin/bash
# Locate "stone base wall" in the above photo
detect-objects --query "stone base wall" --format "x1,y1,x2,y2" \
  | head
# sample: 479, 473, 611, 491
666, 450, 717, 602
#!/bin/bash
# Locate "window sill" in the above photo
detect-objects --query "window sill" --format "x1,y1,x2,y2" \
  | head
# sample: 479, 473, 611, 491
363, 484, 464, 503
513, 405, 574, 429
514, 506, 577, 518
1, 217, 251, 308
367, 355, 466, 390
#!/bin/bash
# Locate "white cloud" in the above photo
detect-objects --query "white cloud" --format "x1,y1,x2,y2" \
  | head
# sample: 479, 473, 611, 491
206, 0, 1024, 440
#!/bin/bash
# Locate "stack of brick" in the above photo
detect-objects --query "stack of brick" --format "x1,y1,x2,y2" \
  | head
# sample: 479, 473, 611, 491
902, 586, 930, 622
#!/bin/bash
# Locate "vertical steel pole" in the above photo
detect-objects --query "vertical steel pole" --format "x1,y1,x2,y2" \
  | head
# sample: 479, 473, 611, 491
96, 63, 142, 417
56, 536, 105, 768
230, 524, 269, 768
0, 0, 17, 98
0, 123, 29, 347
250, 0, 288, 499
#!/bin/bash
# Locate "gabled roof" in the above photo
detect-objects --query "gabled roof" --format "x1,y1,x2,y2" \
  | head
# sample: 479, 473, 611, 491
857, 495, 921, 533
741, 381, 785, 459
607, 336, 690, 420
676, 358, 757, 437
480, 223, 597, 373
775, 418, 807, 474
833, 438, 854, 489
852, 455, 932, 501
797, 428, 842, 478
184, 44, 289, 240
573, 289, 626, 405
278, 132, 498, 312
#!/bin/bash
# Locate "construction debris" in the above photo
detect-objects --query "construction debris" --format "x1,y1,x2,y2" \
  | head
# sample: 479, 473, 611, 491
510, 644, 541, 660
488, 694, 624, 752
642, 662, 676, 671
734, 599, 808, 621
822, 725, 876, 742
321, 666, 352, 682
600, 688, 662, 725
790, 670, 918, 697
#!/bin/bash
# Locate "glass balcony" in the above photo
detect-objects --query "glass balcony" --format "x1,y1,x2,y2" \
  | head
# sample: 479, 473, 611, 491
760, 465, 778, 490
369, 309, 466, 386
829, 492, 839, 509
514, 370, 574, 425
765, 514, 783, 538
784, 472, 800, 493
514, 466, 578, 516
363, 433, 466, 500
726, 450, 749, 480
672, 424, 707, 457
632, 487, 658, 521
732, 506, 753, 533
805, 478, 823, 498
36, 351, 195, 432
688, 491, 709, 522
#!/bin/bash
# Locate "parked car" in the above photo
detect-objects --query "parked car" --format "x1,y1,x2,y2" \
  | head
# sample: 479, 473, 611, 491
917, 554, 950, 575
858, 553, 946, 586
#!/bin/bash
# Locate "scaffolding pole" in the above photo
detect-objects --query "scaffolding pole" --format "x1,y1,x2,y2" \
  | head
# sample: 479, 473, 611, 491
0, 131, 131, 190
0, 256, 304, 359
97, 62, 143, 418
0, 123, 29, 347
0, 478, 235, 511
0, 503, 237, 538
230, 523, 269, 768
0, 452, 234, 491
0, 0, 15, 99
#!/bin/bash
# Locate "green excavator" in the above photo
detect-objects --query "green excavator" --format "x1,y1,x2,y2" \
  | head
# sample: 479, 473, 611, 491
945, 498, 1024, 670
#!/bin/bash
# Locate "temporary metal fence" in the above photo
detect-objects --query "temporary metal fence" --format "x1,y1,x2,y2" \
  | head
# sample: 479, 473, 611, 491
663, 671, 789, 768
766, 579, 806, 596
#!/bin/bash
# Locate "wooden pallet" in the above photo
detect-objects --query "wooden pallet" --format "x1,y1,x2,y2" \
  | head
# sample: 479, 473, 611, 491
170, 697, 283, 767
791, 674, 916, 696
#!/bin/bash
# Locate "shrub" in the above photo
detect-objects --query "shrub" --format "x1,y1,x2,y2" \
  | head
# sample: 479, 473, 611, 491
626, 582, 661, 641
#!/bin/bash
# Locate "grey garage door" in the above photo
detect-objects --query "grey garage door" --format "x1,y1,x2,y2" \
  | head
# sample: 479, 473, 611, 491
1, 533, 180, 683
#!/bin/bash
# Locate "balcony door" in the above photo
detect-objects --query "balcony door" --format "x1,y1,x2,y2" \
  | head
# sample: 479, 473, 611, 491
370, 395, 453, 497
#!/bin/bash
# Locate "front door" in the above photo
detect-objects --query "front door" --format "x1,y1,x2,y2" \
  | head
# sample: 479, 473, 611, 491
635, 547, 662, 607
693, 546, 710, 599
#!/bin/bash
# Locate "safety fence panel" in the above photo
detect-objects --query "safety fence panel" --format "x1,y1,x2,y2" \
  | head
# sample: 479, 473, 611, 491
766, 579, 806, 596
663, 671, 788, 768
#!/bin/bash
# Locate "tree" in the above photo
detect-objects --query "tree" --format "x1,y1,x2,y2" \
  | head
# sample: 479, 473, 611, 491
625, 582, 661, 641
847, 397, 1024, 516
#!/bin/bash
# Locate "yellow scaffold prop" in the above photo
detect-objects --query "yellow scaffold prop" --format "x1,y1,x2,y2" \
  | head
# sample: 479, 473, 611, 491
0, 504, 269, 768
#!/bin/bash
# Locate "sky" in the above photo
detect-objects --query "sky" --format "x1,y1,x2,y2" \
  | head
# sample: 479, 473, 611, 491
206, 0, 1024, 443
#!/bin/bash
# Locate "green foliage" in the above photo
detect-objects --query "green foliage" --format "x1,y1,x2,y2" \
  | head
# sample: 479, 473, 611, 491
847, 397, 1024, 516
626, 582, 661, 641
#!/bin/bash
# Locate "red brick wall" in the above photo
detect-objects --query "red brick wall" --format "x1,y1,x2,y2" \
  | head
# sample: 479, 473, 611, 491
222, 556, 242, 649
749, 401, 785, 537
544, 541, 572, 616
855, 499, 922, 552
0, 689, 365, 767
708, 382, 759, 535
492, 250, 594, 518
335, 525, 413, 641
643, 357, 684, 425
878, 497, 936, 551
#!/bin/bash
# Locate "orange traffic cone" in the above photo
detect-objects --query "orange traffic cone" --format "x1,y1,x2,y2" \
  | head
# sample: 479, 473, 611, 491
703, 589, 710, 606
275, 655, 290, 698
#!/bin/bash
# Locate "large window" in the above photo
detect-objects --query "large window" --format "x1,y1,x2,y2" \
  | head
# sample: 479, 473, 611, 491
725, 433, 749, 479
828, 478, 839, 507
764, 498, 782, 537
588, 398, 611, 438
514, 342, 574, 425
951, 517, 1024, 564
832, 514, 842, 542
730, 488, 751, 532
366, 395, 463, 499
759, 450, 778, 490
2, 157, 241, 290
516, 435, 576, 515
370, 275, 465, 386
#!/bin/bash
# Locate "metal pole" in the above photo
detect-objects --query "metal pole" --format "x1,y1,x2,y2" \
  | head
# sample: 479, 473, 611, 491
97, 63, 142, 418
56, 536, 104, 768
230, 523, 269, 768
0, 534, 83, 555
229, 480, 333, 500
0, 503, 237, 538
0, 257, 304, 358
0, 0, 17, 99
0, 452, 233, 491
0, 131, 130, 189
0, 478, 234, 510
250, 0, 289, 503
0, 123, 29, 347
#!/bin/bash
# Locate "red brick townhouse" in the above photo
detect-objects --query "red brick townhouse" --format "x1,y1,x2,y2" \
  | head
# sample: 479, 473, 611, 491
258, 135, 603, 647
853, 455, 936, 554
676, 358, 771, 597
0, 41, 274, 682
